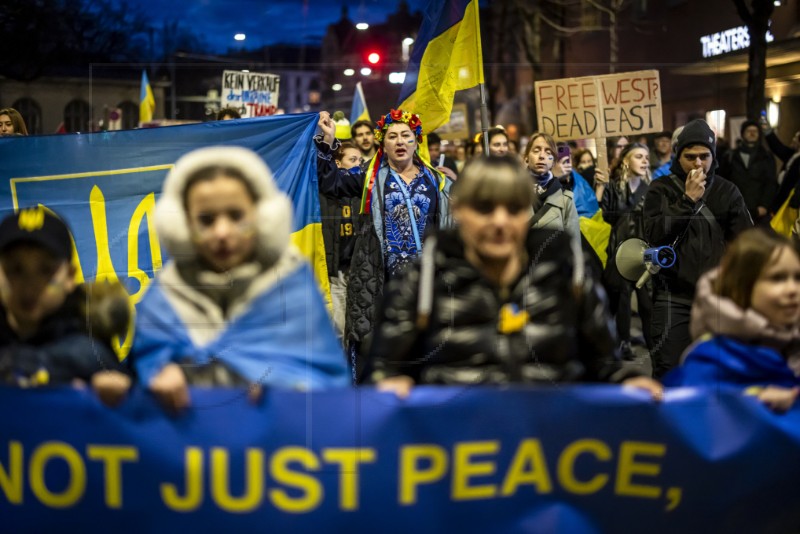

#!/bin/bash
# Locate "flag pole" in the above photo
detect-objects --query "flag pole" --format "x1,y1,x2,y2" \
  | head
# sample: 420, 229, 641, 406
479, 83, 490, 155
473, 0, 490, 154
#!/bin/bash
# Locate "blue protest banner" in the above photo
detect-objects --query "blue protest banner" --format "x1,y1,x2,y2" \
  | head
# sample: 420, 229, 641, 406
0, 386, 798, 533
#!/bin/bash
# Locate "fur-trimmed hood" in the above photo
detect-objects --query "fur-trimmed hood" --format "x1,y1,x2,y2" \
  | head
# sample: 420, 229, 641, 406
690, 268, 800, 363
155, 146, 293, 266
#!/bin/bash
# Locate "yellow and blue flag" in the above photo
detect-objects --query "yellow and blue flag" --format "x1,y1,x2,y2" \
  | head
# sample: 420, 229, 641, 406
349, 81, 370, 124
0, 114, 330, 355
398, 0, 484, 133
139, 70, 156, 125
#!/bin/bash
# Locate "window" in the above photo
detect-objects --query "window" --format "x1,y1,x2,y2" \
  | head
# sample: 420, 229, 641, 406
64, 99, 91, 133
12, 98, 42, 134
118, 101, 139, 130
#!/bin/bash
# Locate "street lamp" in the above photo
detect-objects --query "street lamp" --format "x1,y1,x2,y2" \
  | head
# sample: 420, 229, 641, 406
356, 23, 369, 30
344, 69, 355, 76
402, 37, 414, 61
360, 67, 372, 76
234, 33, 246, 41
332, 84, 343, 91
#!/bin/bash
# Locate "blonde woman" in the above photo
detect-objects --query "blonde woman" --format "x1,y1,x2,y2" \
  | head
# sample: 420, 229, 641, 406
597, 143, 654, 358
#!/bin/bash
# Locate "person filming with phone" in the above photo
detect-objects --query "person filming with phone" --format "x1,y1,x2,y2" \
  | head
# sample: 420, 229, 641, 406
643, 119, 753, 378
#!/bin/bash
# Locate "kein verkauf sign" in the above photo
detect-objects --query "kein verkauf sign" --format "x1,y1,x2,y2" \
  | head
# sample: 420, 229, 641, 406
221, 70, 281, 117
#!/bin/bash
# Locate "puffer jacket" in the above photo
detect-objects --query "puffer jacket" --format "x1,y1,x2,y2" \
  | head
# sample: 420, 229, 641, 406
366, 228, 637, 385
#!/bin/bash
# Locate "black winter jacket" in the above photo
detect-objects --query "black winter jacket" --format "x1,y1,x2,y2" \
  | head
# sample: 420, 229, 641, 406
717, 144, 777, 218
600, 179, 649, 256
367, 228, 635, 385
643, 161, 752, 297
319, 193, 360, 277
0, 286, 128, 385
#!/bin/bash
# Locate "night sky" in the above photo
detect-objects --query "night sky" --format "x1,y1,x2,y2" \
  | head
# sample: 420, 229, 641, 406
134, 0, 430, 52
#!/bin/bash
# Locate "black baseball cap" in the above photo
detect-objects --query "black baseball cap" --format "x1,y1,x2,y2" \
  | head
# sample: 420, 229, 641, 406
0, 207, 72, 260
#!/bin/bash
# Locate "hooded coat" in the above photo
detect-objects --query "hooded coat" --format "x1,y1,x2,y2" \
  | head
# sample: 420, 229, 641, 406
643, 120, 753, 297
131, 146, 348, 389
663, 268, 800, 388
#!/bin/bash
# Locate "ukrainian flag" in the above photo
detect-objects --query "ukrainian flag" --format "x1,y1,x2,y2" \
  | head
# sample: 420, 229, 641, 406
139, 70, 156, 125
350, 82, 370, 124
398, 0, 484, 133
0, 114, 330, 356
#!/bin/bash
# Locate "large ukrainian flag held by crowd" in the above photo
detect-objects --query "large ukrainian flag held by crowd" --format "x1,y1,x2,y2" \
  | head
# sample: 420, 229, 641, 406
398, 0, 483, 132
0, 114, 328, 355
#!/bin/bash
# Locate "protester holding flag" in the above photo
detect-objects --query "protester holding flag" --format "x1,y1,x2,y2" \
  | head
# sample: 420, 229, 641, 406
368, 156, 661, 399
131, 146, 348, 412
316, 109, 453, 376
665, 228, 800, 412
320, 137, 362, 339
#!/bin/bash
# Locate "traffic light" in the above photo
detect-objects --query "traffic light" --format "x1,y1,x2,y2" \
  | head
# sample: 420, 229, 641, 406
367, 51, 381, 65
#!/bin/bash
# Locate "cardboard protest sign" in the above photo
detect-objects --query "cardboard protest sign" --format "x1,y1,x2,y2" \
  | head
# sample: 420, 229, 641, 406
221, 70, 281, 118
535, 70, 662, 141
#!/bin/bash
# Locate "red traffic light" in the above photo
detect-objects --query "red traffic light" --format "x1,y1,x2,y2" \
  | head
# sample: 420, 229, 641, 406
367, 52, 381, 65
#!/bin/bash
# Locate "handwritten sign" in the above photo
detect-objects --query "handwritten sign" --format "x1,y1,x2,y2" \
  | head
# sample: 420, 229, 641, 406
221, 70, 281, 118
535, 70, 662, 141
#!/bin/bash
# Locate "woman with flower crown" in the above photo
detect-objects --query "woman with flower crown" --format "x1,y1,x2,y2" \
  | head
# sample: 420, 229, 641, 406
316, 109, 454, 377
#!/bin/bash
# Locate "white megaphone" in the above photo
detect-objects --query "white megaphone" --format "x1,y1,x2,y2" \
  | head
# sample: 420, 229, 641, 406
615, 238, 676, 289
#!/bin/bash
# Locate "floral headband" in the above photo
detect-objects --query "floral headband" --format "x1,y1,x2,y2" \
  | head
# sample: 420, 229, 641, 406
374, 109, 423, 144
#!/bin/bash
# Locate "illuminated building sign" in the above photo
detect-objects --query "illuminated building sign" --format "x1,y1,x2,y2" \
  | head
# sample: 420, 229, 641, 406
700, 26, 774, 58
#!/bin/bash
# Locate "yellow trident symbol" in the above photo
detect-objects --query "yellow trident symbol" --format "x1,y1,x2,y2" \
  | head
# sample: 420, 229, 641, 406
498, 303, 529, 334
18, 206, 45, 232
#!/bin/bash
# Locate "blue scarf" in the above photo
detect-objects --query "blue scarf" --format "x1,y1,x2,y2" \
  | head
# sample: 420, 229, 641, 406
131, 263, 349, 389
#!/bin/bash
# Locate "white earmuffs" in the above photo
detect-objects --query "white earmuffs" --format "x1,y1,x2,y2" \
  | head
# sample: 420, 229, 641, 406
155, 146, 293, 266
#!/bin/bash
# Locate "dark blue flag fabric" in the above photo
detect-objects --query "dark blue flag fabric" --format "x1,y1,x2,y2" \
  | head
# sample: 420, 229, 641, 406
1, 385, 799, 533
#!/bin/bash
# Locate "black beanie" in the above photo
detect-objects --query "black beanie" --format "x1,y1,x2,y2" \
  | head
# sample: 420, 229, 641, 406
675, 119, 716, 159
740, 119, 759, 137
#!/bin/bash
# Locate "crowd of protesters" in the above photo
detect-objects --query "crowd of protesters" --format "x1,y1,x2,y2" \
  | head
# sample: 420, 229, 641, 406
1, 104, 799, 416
